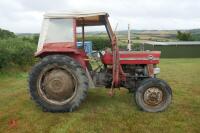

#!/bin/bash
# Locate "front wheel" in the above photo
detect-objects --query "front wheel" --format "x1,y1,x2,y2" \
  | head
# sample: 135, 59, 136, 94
135, 78, 172, 112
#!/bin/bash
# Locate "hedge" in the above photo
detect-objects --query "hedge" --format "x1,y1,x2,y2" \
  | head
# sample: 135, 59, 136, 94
0, 38, 36, 69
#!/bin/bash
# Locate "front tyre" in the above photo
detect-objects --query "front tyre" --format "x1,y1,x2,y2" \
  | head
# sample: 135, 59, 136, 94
135, 78, 172, 112
29, 55, 89, 112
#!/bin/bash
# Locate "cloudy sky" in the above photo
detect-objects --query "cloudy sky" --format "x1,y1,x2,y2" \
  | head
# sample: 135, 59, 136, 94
0, 0, 200, 33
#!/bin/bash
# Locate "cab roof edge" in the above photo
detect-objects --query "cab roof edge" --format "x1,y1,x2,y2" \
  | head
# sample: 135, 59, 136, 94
44, 11, 109, 19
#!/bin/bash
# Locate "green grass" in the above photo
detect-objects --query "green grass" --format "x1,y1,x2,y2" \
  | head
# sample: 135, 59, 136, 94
0, 59, 200, 133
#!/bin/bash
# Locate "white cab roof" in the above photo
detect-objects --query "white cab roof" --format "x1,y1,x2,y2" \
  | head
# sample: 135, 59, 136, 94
44, 11, 108, 19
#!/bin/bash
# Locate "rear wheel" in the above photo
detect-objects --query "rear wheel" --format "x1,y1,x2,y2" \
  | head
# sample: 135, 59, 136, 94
29, 55, 89, 112
135, 78, 172, 112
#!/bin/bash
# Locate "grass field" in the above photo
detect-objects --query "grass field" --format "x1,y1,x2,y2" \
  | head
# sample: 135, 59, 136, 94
0, 59, 200, 133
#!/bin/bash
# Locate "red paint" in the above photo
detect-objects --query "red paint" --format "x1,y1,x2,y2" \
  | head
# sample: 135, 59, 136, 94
35, 43, 88, 68
102, 50, 160, 87
73, 19, 77, 48
102, 51, 161, 65
35, 43, 78, 56
111, 36, 120, 87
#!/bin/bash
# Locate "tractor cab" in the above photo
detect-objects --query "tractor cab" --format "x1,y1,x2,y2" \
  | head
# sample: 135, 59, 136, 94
36, 12, 113, 57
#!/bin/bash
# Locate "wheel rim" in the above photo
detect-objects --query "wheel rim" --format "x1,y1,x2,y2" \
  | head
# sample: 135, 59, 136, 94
143, 87, 164, 106
37, 65, 78, 105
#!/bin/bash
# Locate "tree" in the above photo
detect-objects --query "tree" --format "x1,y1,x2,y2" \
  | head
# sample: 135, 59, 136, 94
22, 34, 39, 45
176, 31, 193, 41
0, 28, 16, 39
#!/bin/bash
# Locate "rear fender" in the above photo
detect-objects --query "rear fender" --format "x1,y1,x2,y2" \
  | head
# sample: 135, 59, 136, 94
35, 43, 89, 69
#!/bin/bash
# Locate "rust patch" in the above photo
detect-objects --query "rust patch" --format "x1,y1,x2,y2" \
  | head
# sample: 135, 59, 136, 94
147, 64, 154, 77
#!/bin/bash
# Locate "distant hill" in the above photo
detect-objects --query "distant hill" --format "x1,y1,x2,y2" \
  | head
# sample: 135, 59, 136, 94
12, 28, 200, 42
16, 33, 39, 37
15, 29, 200, 36
188, 29, 200, 34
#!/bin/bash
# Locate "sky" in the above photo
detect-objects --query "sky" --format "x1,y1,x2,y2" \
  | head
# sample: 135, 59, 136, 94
0, 0, 200, 33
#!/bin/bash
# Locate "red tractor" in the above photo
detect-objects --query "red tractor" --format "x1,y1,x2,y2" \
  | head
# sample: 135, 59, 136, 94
29, 12, 172, 112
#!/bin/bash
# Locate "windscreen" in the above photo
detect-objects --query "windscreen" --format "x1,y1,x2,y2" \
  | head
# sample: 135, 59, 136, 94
37, 18, 74, 52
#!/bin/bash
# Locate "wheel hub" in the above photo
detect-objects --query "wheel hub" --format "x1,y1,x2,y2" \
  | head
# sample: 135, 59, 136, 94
42, 69, 76, 102
144, 87, 163, 106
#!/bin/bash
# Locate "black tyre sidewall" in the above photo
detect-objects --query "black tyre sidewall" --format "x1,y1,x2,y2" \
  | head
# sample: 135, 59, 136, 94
29, 55, 89, 112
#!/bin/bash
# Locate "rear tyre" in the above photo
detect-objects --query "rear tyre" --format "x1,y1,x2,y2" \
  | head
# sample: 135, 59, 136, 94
135, 78, 172, 112
29, 55, 89, 112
